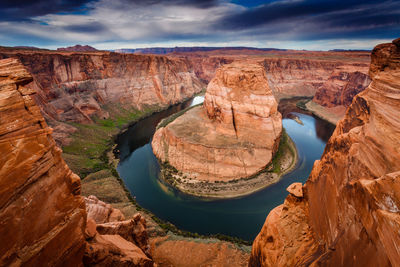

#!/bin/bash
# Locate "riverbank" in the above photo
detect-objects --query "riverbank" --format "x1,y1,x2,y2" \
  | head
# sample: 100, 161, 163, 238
158, 129, 298, 199
296, 99, 345, 125
64, 94, 252, 252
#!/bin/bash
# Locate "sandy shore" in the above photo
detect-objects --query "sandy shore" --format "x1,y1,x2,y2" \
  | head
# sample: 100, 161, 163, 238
158, 131, 298, 199
305, 101, 345, 125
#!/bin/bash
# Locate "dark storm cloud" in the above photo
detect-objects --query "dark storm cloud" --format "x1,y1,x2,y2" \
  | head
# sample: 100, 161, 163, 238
215, 0, 400, 40
63, 21, 107, 33
121, 0, 219, 8
218, 0, 383, 29
0, 0, 95, 21
0, 0, 398, 49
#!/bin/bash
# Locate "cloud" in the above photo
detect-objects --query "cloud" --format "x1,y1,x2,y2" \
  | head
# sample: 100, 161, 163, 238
214, 0, 400, 41
0, 0, 398, 50
121, 0, 219, 8
0, 0, 94, 21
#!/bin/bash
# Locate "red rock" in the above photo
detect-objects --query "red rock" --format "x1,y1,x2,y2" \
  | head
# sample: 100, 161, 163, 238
0, 50, 204, 144
96, 214, 149, 254
85, 195, 125, 223
84, 234, 153, 266
152, 62, 282, 182
85, 218, 98, 239
0, 58, 86, 266
286, 182, 303, 198
57, 44, 98, 52
249, 38, 400, 266
313, 66, 371, 108
249, 195, 320, 266
150, 237, 249, 267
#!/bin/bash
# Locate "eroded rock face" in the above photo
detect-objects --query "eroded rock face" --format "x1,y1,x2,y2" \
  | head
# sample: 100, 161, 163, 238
152, 62, 282, 182
0, 58, 87, 266
84, 196, 153, 265
84, 234, 153, 267
0, 50, 204, 144
250, 38, 400, 266
261, 57, 369, 99
313, 66, 371, 108
85, 195, 125, 224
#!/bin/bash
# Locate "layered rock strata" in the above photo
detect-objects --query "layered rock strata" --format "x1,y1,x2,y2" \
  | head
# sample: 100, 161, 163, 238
0, 58, 155, 266
250, 38, 400, 266
262, 57, 370, 99
152, 62, 282, 183
313, 66, 371, 108
84, 199, 153, 266
0, 51, 204, 124
0, 50, 204, 144
0, 58, 87, 266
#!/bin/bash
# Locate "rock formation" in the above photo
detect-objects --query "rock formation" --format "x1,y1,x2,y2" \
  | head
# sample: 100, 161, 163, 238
0, 49, 204, 144
57, 44, 98, 52
85, 195, 126, 224
152, 62, 282, 183
313, 66, 371, 107
0, 58, 87, 266
261, 56, 370, 99
0, 58, 154, 266
250, 38, 400, 266
84, 203, 153, 266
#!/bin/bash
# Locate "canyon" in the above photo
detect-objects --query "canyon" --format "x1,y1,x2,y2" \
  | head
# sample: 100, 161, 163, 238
152, 62, 285, 197
0, 48, 205, 146
0, 47, 370, 148
0, 58, 87, 266
0, 41, 392, 266
0, 58, 250, 266
249, 38, 400, 267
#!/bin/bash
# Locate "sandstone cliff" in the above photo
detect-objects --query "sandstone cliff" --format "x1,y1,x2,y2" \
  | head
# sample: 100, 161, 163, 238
175, 52, 371, 102
152, 62, 282, 184
0, 58, 156, 266
250, 39, 400, 266
313, 66, 371, 107
0, 51, 204, 123
0, 50, 204, 146
0, 58, 87, 266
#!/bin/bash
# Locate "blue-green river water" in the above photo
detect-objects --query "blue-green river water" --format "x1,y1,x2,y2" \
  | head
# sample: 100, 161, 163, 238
116, 97, 335, 241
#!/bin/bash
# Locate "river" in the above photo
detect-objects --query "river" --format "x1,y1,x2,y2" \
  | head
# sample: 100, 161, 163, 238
116, 96, 335, 241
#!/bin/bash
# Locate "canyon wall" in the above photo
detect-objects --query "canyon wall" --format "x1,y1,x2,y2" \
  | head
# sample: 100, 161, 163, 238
0, 48, 370, 131
261, 57, 370, 99
0, 58, 87, 266
250, 39, 400, 266
0, 50, 204, 125
181, 55, 234, 83
313, 65, 371, 107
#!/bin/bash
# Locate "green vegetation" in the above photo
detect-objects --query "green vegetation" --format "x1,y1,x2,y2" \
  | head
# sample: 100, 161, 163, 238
296, 99, 311, 111
62, 104, 162, 177
63, 96, 251, 248
268, 128, 295, 174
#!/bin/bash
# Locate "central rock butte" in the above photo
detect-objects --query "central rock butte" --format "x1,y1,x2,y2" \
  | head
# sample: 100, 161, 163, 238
152, 62, 282, 184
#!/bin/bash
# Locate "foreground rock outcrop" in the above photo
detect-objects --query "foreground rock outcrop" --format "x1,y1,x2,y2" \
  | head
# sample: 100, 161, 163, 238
0, 58, 87, 266
250, 38, 400, 266
152, 62, 282, 194
84, 198, 153, 266
0, 58, 155, 266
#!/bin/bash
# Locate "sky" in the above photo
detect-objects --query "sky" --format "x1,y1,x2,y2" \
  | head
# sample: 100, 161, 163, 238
0, 0, 399, 50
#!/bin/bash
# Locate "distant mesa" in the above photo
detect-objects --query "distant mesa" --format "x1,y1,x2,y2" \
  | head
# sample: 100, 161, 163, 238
57, 44, 98, 52
114, 46, 287, 54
